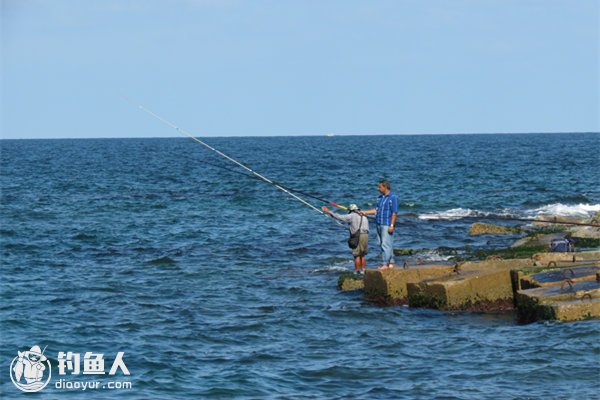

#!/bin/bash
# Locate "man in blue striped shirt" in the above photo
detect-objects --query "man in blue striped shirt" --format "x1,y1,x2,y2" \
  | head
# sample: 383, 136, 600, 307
363, 180, 398, 269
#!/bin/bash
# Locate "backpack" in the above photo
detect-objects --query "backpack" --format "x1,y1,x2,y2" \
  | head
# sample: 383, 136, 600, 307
549, 238, 575, 252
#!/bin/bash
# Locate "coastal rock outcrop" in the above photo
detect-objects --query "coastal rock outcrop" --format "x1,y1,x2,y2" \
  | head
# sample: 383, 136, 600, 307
337, 274, 364, 291
357, 250, 600, 322
468, 223, 520, 235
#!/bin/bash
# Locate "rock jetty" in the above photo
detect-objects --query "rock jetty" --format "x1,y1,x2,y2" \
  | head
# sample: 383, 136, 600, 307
351, 251, 600, 322
338, 214, 600, 323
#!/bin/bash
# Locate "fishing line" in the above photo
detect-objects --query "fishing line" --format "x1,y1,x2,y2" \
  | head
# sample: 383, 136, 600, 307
123, 97, 348, 224
409, 213, 600, 227
202, 158, 352, 211
464, 215, 600, 228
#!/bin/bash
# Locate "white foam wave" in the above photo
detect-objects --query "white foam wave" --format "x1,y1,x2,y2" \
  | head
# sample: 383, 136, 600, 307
416, 251, 455, 262
311, 265, 351, 273
418, 208, 484, 220
418, 203, 600, 221
530, 203, 600, 218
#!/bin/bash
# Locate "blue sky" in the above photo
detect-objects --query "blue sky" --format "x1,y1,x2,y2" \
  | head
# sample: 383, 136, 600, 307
1, 0, 598, 139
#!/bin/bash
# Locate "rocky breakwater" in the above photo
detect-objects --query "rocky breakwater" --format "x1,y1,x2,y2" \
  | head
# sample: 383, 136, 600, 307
511, 213, 600, 249
356, 252, 600, 321
339, 213, 600, 322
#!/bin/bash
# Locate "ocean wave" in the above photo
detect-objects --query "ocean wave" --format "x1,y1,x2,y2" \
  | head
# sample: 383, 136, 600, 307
529, 203, 600, 218
418, 203, 600, 221
396, 247, 462, 263
416, 250, 456, 262
311, 263, 352, 273
418, 208, 487, 220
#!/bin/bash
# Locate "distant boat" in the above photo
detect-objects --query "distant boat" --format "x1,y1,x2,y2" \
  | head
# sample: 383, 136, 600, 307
326, 133, 335, 137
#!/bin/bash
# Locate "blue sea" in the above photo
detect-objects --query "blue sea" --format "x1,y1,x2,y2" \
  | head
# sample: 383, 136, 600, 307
1, 133, 599, 399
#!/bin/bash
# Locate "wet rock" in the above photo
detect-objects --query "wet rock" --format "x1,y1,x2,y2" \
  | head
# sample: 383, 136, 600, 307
532, 216, 589, 226
337, 274, 364, 291
530, 214, 600, 239
468, 223, 520, 236
508, 214, 599, 248
393, 248, 418, 256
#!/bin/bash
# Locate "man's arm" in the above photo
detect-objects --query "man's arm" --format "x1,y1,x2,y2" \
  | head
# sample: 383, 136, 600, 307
322, 206, 351, 222
388, 212, 397, 233
388, 194, 399, 233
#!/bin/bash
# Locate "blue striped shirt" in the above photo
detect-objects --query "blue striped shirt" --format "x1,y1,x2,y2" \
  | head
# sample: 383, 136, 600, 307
376, 192, 399, 226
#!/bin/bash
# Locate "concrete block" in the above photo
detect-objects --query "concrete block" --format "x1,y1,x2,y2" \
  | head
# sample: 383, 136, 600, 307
363, 264, 454, 305
518, 265, 600, 290
510, 261, 600, 292
458, 258, 534, 272
516, 281, 600, 322
408, 267, 515, 311
548, 298, 600, 322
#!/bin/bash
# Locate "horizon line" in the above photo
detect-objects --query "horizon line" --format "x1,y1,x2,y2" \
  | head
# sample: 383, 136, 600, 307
1, 131, 599, 140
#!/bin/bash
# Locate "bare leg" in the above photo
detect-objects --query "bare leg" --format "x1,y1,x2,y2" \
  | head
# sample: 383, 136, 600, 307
354, 257, 361, 272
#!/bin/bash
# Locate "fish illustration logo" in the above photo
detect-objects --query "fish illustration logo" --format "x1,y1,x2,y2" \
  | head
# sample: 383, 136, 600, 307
10, 345, 52, 392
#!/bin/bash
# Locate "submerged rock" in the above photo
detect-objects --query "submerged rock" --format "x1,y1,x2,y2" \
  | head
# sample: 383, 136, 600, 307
469, 223, 520, 236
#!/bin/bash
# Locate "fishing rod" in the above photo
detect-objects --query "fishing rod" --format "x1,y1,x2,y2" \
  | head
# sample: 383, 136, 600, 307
201, 158, 350, 210
201, 159, 382, 220
410, 212, 600, 227
124, 98, 350, 223
202, 160, 379, 220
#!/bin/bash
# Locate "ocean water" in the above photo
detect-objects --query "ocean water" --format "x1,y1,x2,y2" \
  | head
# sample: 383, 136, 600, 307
1, 133, 599, 399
